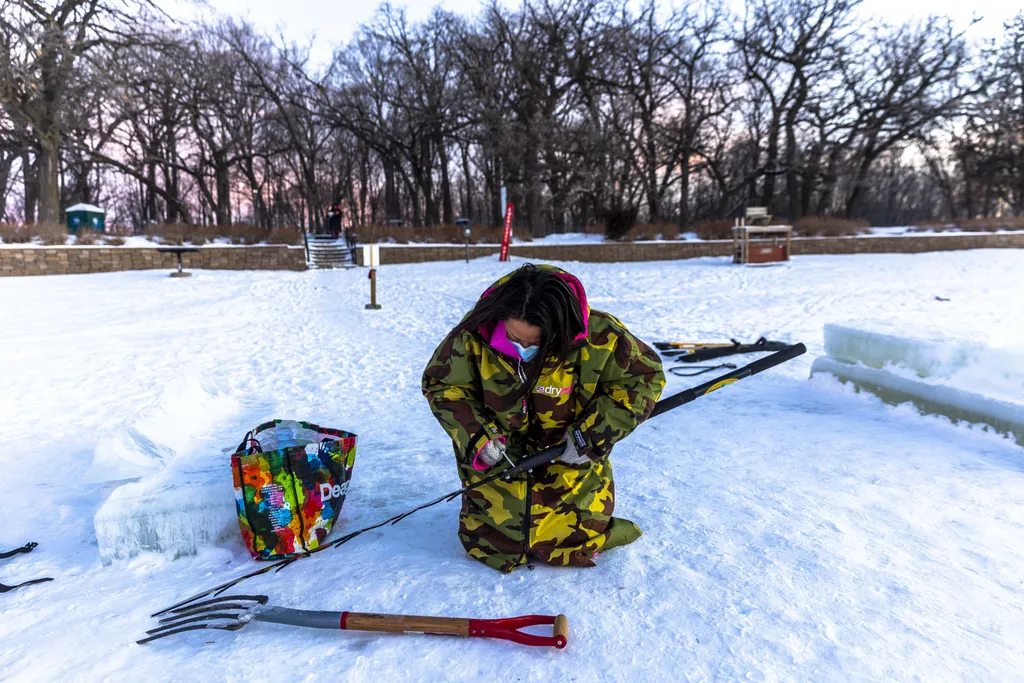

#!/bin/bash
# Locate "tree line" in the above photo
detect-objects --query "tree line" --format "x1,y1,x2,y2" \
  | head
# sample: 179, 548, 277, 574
1, 0, 1022, 235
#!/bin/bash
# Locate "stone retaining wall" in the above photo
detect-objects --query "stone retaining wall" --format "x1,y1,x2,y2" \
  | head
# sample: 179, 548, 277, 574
356, 241, 727, 265
0, 245, 307, 277
790, 232, 1024, 255
354, 232, 1024, 265
4, 232, 1021, 276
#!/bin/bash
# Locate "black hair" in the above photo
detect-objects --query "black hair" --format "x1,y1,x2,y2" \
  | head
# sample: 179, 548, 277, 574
461, 264, 586, 375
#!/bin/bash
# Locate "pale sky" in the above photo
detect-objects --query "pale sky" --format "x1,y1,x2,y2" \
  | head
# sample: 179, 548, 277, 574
170, 0, 493, 63
171, 0, 1019, 65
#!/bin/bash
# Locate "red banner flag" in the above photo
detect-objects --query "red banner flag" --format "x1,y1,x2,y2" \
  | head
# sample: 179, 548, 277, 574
499, 203, 514, 262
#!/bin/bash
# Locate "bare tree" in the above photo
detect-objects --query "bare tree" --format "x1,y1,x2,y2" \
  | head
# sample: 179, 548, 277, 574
0, 0, 158, 223
0, 0, 1010, 233
665, 3, 732, 229
737, 0, 861, 220
951, 13, 1024, 216
840, 17, 983, 217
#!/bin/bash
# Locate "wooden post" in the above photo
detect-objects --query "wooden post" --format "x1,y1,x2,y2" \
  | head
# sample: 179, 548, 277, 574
364, 244, 382, 309
366, 269, 381, 309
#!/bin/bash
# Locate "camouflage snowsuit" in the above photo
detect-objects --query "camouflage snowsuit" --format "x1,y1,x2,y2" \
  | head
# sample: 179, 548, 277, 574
422, 266, 665, 572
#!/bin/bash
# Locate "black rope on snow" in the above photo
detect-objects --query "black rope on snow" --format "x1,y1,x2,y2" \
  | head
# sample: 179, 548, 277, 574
154, 461, 533, 616
668, 363, 737, 377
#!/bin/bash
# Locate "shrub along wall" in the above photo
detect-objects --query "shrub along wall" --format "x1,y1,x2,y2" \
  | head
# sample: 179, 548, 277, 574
0, 245, 307, 276
356, 232, 1024, 265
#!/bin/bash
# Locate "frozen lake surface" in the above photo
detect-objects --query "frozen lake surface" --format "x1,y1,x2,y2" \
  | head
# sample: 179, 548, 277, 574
1, 250, 1022, 682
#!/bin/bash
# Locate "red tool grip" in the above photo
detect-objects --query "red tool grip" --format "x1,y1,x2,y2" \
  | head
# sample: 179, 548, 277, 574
467, 615, 568, 649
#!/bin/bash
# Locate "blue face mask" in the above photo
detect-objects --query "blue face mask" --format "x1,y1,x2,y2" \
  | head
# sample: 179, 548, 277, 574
510, 340, 539, 362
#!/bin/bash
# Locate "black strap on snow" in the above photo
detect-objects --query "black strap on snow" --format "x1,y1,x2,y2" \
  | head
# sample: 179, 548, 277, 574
0, 577, 54, 593
668, 363, 737, 378
152, 343, 807, 619
0, 542, 54, 593
0, 542, 39, 560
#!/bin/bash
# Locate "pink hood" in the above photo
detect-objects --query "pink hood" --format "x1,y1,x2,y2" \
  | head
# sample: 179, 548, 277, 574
477, 267, 590, 355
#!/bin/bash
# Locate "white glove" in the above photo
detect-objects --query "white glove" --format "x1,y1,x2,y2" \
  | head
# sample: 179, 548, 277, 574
472, 439, 507, 470
557, 430, 591, 466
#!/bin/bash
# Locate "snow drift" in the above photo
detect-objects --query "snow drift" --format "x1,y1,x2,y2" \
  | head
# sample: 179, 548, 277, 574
89, 374, 241, 481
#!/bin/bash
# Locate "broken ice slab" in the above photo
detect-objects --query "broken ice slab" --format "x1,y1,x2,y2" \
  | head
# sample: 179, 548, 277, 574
823, 324, 980, 379
811, 356, 1024, 446
94, 472, 237, 566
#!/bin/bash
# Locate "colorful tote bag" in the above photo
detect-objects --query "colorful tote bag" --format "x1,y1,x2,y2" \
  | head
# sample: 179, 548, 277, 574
231, 420, 357, 560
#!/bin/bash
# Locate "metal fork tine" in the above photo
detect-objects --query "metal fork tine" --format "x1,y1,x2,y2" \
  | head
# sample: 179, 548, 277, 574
139, 594, 269, 645
159, 602, 261, 624
137, 621, 247, 645
146, 611, 247, 635
166, 594, 268, 615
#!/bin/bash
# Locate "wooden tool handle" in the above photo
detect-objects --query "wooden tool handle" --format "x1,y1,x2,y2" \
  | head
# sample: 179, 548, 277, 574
341, 611, 569, 648
342, 612, 471, 636
553, 614, 569, 644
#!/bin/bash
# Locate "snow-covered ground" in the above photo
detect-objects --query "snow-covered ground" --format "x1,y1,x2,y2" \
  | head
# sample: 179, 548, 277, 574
2, 251, 1023, 682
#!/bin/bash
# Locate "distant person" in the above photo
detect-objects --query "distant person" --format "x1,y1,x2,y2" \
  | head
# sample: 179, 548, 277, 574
326, 203, 343, 239
344, 224, 357, 261
422, 264, 665, 572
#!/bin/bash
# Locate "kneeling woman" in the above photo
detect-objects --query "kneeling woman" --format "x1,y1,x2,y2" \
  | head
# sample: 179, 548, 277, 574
422, 264, 664, 572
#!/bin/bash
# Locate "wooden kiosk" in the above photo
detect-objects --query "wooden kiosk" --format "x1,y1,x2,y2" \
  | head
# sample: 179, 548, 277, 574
732, 207, 791, 264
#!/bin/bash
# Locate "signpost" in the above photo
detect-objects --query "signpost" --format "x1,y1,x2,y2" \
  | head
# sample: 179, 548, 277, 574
362, 244, 382, 309
499, 203, 514, 262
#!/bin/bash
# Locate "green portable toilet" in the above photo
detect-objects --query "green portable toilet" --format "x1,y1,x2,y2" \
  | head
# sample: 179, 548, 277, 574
66, 203, 105, 234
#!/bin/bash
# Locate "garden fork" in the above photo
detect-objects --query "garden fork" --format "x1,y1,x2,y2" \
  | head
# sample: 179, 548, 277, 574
139, 594, 569, 649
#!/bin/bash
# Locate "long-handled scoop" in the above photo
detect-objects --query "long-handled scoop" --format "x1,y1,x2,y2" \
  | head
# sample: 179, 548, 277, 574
139, 594, 569, 649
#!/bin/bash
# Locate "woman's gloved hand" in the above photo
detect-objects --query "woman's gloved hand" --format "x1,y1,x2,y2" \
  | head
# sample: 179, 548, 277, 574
472, 438, 508, 471
557, 430, 591, 466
